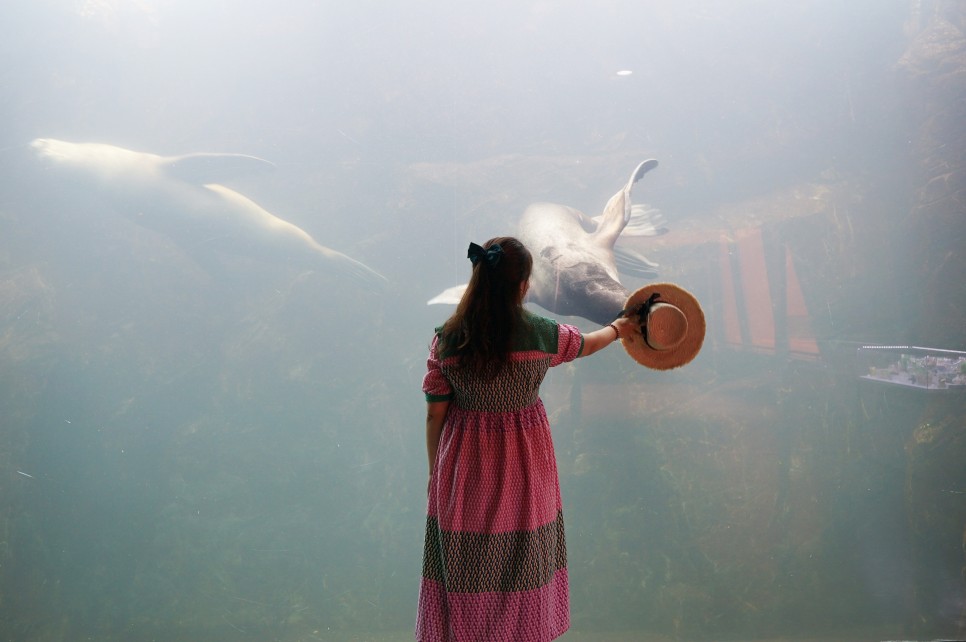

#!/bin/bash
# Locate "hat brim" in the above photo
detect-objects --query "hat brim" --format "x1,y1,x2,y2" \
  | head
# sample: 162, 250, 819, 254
621, 283, 705, 370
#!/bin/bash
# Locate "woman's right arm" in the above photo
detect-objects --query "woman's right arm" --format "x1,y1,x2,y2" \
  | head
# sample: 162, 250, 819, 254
579, 316, 639, 357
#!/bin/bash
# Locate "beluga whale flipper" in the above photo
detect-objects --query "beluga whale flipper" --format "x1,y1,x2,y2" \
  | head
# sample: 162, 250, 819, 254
27, 138, 388, 287
429, 159, 665, 325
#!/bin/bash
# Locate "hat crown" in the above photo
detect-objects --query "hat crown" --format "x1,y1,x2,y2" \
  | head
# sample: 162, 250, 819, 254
646, 303, 688, 351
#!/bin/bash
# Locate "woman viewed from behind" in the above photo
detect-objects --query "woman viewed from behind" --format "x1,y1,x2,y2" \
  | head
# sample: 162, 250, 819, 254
416, 237, 638, 642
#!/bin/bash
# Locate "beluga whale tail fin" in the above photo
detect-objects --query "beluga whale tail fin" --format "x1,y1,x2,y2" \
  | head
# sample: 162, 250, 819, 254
609, 203, 666, 279
592, 159, 659, 246
621, 204, 668, 237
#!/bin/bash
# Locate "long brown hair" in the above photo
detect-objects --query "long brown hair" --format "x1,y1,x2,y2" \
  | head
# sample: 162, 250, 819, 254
440, 237, 533, 375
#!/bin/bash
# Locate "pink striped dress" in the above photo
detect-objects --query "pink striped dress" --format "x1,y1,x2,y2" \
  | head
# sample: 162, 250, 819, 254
416, 312, 584, 642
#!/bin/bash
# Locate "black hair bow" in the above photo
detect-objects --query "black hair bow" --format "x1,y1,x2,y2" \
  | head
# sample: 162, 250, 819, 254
467, 242, 503, 268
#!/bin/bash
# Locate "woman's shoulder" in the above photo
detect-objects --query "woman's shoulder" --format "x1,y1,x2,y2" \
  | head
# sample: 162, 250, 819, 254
522, 310, 558, 332
514, 311, 564, 353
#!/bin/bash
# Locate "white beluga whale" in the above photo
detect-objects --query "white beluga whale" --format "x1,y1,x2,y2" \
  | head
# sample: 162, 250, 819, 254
26, 138, 388, 287
429, 159, 665, 325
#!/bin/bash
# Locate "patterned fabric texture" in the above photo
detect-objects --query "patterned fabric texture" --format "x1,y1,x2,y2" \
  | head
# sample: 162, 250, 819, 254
417, 312, 583, 642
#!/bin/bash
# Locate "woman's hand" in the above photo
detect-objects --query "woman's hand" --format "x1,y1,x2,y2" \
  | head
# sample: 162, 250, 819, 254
580, 315, 640, 357
612, 315, 641, 340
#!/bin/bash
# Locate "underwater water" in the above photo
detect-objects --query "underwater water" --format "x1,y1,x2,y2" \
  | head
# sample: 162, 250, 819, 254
1, 0, 964, 640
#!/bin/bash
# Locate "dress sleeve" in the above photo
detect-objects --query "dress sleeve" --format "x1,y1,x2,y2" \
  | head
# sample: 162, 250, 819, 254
422, 334, 453, 402
550, 322, 584, 367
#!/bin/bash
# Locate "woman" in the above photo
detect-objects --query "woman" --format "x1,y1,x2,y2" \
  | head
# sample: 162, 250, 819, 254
416, 237, 639, 642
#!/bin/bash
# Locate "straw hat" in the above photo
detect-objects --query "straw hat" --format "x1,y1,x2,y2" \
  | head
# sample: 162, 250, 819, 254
620, 283, 705, 370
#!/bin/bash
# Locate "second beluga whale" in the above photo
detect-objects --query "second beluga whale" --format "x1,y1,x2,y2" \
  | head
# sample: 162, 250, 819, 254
27, 138, 388, 287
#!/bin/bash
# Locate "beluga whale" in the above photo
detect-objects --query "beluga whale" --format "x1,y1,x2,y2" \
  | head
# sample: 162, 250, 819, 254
26, 138, 388, 287
429, 159, 665, 325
